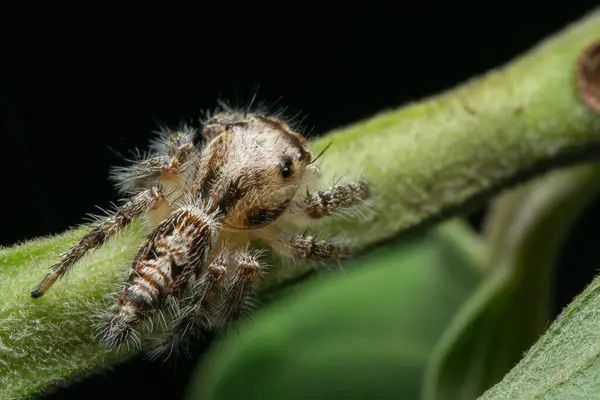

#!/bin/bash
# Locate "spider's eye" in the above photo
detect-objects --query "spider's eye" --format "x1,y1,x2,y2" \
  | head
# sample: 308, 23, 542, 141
281, 159, 293, 179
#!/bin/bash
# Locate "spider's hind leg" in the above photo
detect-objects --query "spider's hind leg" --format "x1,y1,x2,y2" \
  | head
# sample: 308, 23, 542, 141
31, 186, 166, 299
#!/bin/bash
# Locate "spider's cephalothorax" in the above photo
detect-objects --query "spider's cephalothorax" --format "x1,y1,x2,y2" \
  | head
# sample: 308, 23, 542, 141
30, 109, 371, 358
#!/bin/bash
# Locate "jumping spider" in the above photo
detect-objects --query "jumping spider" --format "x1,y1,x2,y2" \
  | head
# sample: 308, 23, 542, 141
31, 108, 371, 358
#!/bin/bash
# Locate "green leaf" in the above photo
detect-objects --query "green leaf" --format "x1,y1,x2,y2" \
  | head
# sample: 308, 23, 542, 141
480, 273, 600, 398
424, 162, 600, 400
185, 220, 484, 400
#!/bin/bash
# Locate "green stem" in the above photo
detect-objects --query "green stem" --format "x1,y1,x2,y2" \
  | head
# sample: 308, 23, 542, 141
311, 10, 600, 249
1, 9, 599, 400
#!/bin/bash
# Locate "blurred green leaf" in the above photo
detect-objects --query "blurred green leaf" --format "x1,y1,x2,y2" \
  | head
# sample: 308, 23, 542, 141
185, 220, 483, 400
423, 162, 600, 400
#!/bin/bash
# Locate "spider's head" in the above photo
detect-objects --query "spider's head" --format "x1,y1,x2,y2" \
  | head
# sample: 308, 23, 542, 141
212, 114, 316, 230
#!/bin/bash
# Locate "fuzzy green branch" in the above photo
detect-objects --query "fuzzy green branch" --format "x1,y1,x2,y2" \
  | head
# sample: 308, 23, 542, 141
1, 9, 599, 400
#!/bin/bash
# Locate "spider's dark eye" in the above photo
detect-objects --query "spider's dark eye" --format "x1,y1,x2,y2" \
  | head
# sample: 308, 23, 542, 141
281, 159, 293, 179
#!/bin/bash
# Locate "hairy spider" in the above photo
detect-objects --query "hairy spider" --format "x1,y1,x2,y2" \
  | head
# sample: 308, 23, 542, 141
30, 107, 371, 358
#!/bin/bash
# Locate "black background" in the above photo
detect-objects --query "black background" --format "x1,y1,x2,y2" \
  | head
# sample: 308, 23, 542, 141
3, 3, 600, 399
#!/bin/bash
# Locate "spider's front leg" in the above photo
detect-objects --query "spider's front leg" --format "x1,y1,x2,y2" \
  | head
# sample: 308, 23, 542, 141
101, 204, 219, 348
258, 226, 353, 263
219, 247, 265, 324
31, 187, 166, 299
148, 251, 228, 360
291, 179, 371, 220
148, 245, 264, 359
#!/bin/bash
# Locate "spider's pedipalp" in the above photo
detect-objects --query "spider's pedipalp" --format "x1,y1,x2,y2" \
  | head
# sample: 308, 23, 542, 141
147, 251, 228, 361
31, 186, 167, 299
101, 203, 219, 349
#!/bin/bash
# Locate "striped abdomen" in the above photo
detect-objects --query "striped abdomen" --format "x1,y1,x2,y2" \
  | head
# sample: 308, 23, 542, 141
102, 205, 217, 347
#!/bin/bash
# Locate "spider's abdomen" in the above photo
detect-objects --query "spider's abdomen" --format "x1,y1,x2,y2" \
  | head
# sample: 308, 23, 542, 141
126, 207, 217, 306
101, 206, 218, 347
124, 256, 172, 312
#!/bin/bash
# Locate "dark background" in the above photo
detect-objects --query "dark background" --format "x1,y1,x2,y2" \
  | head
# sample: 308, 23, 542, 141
2, 3, 600, 399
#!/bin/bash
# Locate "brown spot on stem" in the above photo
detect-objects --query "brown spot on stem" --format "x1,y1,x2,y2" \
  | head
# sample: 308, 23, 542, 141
576, 39, 600, 114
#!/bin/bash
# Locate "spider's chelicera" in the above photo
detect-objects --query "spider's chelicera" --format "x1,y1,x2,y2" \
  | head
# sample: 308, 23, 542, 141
30, 108, 371, 358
